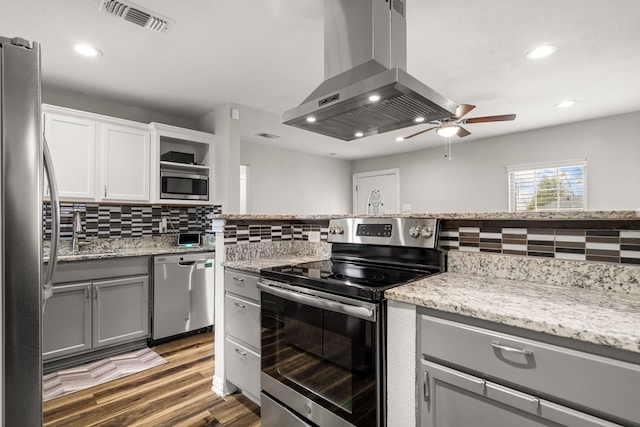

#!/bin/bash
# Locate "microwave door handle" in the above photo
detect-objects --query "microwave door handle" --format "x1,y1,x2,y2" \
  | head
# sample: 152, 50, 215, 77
257, 281, 376, 322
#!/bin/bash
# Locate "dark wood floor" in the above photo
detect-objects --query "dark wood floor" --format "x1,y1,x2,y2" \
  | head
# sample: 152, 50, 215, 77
43, 332, 261, 427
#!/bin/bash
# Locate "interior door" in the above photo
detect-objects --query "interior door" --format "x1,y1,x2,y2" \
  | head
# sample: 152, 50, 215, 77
353, 169, 399, 214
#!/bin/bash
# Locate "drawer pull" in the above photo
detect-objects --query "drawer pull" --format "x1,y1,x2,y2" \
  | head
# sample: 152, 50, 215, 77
235, 348, 247, 357
233, 277, 245, 284
491, 341, 533, 356
234, 302, 246, 310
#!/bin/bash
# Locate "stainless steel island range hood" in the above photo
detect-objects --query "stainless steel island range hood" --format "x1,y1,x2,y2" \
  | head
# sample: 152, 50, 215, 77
282, 0, 457, 141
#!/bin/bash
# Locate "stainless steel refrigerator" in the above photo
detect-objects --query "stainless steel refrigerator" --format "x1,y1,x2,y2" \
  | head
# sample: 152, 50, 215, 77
1, 36, 60, 426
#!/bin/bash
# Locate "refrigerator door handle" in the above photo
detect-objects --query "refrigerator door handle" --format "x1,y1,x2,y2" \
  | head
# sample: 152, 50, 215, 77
43, 135, 60, 311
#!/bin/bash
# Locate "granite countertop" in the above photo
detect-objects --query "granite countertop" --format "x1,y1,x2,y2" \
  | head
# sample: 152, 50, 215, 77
386, 252, 640, 354
224, 255, 329, 274
219, 210, 639, 221
47, 236, 215, 263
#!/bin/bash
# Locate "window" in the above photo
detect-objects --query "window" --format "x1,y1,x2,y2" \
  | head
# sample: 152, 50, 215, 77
507, 160, 586, 212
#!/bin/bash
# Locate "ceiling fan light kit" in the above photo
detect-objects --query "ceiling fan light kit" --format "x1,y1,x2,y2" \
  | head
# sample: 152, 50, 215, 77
436, 125, 460, 137
399, 103, 517, 141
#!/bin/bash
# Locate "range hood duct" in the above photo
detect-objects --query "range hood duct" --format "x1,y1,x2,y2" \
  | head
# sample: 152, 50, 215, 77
282, 0, 457, 141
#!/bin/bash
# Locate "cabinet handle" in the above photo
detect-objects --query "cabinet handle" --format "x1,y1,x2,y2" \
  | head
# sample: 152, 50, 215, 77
423, 370, 430, 402
85, 285, 90, 299
233, 277, 245, 285
94, 285, 98, 300
234, 302, 246, 310
235, 348, 247, 357
491, 341, 533, 356
104, 186, 107, 197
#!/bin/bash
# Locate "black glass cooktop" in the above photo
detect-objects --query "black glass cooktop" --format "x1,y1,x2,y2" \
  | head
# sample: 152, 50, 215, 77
260, 259, 437, 301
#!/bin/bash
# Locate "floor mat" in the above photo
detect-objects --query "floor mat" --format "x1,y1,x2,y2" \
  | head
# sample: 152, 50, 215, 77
43, 347, 167, 402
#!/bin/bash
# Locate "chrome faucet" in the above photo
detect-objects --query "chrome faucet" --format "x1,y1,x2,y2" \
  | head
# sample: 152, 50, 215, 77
72, 210, 82, 252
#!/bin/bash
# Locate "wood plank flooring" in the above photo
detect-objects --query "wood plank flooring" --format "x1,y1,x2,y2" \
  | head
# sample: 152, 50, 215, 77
43, 331, 261, 427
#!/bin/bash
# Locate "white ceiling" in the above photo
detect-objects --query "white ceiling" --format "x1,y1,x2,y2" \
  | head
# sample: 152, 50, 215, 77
2, 0, 639, 160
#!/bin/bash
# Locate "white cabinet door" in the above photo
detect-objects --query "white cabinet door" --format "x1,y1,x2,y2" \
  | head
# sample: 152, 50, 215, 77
101, 123, 150, 201
44, 111, 97, 200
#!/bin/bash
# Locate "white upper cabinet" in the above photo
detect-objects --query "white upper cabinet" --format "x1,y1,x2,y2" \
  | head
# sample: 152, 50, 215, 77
43, 109, 97, 200
42, 105, 213, 205
100, 122, 150, 202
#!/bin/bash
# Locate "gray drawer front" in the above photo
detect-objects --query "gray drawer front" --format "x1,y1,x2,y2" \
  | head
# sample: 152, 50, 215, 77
55, 257, 149, 283
225, 270, 260, 301
225, 294, 260, 349
225, 337, 260, 400
419, 359, 622, 427
420, 315, 640, 425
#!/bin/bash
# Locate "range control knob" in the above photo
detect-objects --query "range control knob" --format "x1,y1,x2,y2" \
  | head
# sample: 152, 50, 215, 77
329, 226, 345, 235
409, 226, 421, 238
421, 227, 434, 238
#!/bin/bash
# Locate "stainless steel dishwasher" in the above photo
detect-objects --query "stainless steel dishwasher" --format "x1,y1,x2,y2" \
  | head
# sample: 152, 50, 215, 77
152, 252, 215, 341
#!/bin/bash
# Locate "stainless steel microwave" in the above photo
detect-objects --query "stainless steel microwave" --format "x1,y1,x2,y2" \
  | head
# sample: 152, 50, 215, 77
160, 171, 209, 201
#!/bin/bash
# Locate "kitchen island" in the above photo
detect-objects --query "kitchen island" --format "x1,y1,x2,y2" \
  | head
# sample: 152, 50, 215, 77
386, 250, 640, 426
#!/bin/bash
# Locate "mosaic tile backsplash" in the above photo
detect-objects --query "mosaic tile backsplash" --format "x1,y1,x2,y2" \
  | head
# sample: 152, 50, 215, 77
220, 218, 640, 267
223, 222, 329, 244
43, 202, 222, 241
440, 226, 640, 265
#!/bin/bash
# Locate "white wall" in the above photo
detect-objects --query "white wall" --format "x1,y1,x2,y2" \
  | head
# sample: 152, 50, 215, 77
353, 112, 640, 212
43, 86, 202, 130
241, 141, 352, 215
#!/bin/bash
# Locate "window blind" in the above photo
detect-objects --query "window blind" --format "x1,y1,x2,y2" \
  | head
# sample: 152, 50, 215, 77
507, 160, 586, 212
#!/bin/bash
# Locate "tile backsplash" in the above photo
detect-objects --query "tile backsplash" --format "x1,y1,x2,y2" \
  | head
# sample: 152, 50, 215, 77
223, 221, 329, 244
440, 223, 640, 265
43, 202, 222, 241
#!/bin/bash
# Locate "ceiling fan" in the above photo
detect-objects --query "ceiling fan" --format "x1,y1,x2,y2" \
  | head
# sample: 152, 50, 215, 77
397, 104, 516, 141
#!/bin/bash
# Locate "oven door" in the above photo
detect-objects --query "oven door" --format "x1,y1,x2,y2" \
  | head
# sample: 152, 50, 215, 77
258, 279, 380, 427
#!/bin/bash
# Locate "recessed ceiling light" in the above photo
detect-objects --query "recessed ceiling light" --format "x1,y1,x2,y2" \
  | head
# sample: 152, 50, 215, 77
394, 136, 405, 142
73, 43, 102, 57
306, 116, 316, 123
368, 95, 381, 102
414, 117, 425, 123
556, 100, 576, 108
354, 132, 364, 138
525, 44, 557, 60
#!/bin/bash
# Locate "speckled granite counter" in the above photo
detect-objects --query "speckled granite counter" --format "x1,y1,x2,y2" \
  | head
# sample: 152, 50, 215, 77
220, 210, 639, 221
386, 251, 640, 353
223, 240, 331, 273
48, 236, 215, 262
224, 255, 329, 274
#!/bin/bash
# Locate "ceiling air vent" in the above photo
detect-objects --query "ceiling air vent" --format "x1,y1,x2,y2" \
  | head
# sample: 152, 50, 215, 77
98, 0, 173, 34
256, 132, 280, 139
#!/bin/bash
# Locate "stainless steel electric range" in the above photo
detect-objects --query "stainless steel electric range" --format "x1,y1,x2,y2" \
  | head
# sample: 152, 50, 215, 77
258, 217, 443, 427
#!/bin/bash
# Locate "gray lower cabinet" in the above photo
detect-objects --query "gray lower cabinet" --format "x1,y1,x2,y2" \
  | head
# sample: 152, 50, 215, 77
92, 276, 150, 348
43, 257, 150, 364
418, 313, 637, 427
43, 282, 92, 360
224, 269, 261, 405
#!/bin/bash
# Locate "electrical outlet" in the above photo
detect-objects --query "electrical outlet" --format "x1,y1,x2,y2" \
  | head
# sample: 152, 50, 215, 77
160, 217, 168, 234
308, 231, 321, 243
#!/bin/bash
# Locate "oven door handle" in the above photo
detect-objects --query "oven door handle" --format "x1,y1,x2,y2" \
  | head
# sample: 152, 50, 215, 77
257, 281, 377, 322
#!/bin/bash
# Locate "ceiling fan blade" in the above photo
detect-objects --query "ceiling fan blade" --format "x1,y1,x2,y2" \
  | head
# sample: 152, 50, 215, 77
457, 126, 471, 137
402, 126, 438, 140
454, 104, 476, 119
464, 113, 516, 124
